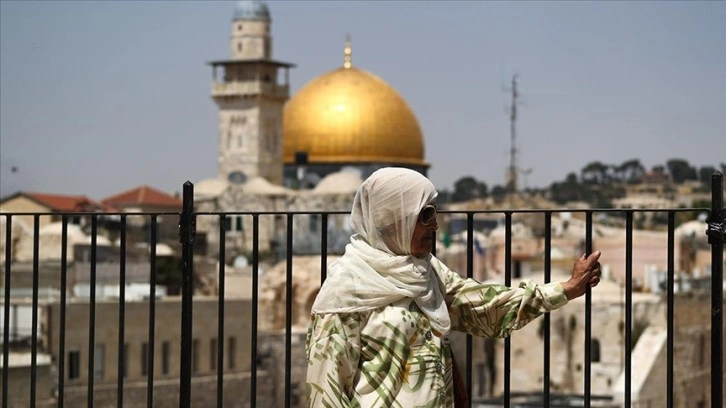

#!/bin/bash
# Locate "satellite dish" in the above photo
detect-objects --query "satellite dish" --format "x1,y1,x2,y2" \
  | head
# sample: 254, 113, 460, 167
233, 255, 249, 269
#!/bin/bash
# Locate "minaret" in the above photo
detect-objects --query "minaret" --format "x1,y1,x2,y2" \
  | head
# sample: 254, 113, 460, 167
209, 0, 295, 185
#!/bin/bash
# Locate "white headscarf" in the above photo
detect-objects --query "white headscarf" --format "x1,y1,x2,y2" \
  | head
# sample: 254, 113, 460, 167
311, 167, 451, 335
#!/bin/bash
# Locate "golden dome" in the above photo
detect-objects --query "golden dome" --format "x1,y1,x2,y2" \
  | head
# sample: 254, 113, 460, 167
283, 66, 428, 167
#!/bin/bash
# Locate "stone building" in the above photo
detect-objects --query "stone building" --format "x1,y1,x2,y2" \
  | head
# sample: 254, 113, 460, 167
1, 296, 274, 408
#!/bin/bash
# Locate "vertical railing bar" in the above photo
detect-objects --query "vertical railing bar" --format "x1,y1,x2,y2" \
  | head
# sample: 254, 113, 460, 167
250, 215, 259, 407
58, 216, 68, 408
146, 216, 158, 408
543, 212, 552, 408
285, 214, 294, 408
2, 215, 12, 408
466, 212, 474, 407
179, 181, 195, 408
625, 211, 633, 408
666, 211, 675, 408
217, 215, 226, 408
87, 215, 98, 407
504, 212, 512, 408
584, 211, 592, 408
116, 215, 127, 408
708, 172, 723, 408
30, 215, 40, 407
320, 213, 328, 284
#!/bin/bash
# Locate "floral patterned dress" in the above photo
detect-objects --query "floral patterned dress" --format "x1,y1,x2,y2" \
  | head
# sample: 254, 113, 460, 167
305, 258, 568, 407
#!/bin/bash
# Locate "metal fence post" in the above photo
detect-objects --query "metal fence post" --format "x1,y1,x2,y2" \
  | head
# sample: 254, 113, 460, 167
179, 181, 195, 408
707, 172, 723, 408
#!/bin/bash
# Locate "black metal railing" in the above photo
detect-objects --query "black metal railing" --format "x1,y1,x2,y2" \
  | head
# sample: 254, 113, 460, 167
1, 173, 723, 408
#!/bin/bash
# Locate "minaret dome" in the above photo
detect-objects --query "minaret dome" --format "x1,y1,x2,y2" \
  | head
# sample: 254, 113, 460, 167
233, 0, 270, 21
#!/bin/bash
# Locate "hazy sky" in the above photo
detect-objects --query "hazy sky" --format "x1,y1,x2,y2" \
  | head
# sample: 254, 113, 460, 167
1, 1, 724, 200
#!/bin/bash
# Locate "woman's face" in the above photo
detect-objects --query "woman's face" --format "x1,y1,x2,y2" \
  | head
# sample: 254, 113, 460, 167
410, 205, 439, 258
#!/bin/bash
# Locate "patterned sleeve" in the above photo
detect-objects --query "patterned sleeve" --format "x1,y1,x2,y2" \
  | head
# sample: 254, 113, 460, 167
433, 258, 568, 338
305, 312, 364, 407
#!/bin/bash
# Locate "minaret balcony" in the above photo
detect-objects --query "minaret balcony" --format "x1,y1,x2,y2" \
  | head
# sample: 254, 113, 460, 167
211, 81, 289, 98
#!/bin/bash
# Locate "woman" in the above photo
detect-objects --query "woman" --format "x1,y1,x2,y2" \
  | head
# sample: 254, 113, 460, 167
305, 167, 601, 407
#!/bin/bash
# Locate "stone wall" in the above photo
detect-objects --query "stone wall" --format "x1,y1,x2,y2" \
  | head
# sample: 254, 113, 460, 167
60, 371, 274, 408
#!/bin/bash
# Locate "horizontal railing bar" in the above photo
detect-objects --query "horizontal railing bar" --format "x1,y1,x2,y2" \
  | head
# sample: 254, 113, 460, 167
0, 211, 180, 216
1, 207, 715, 218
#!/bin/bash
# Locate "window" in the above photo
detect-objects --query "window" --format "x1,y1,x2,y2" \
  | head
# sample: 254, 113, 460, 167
210, 338, 217, 371
513, 261, 522, 278
237, 42, 243, 52
225, 216, 244, 233
228, 337, 236, 369
68, 350, 80, 380
162, 341, 170, 375
237, 24, 242, 31
192, 339, 200, 373
591, 339, 601, 362
141, 342, 148, 376
94, 343, 105, 380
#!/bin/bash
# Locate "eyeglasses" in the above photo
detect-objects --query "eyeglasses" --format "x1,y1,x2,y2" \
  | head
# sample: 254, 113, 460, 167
419, 205, 438, 226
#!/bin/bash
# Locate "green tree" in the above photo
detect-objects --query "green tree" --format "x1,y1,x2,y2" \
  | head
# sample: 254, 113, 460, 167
652, 165, 666, 175
666, 158, 697, 183
698, 166, 717, 186
451, 176, 488, 202
616, 159, 645, 184
490, 185, 507, 203
550, 172, 583, 204
581, 161, 611, 184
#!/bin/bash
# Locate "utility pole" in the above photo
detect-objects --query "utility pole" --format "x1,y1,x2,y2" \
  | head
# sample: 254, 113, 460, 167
506, 74, 521, 193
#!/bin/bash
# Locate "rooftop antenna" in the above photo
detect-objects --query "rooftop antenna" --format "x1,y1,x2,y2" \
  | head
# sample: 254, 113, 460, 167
505, 74, 522, 193
343, 33, 352, 69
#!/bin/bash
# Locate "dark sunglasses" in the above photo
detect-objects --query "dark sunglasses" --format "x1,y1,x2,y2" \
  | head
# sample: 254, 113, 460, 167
419, 205, 438, 226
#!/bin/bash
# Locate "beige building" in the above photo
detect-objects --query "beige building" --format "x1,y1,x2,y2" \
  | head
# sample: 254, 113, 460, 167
1, 295, 275, 408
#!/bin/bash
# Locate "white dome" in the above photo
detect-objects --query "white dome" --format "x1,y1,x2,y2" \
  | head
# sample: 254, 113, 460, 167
39, 222, 86, 239
195, 178, 228, 199
313, 171, 363, 195
243, 177, 292, 195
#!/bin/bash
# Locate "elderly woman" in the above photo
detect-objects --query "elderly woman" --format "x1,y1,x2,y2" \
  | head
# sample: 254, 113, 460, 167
305, 167, 601, 407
